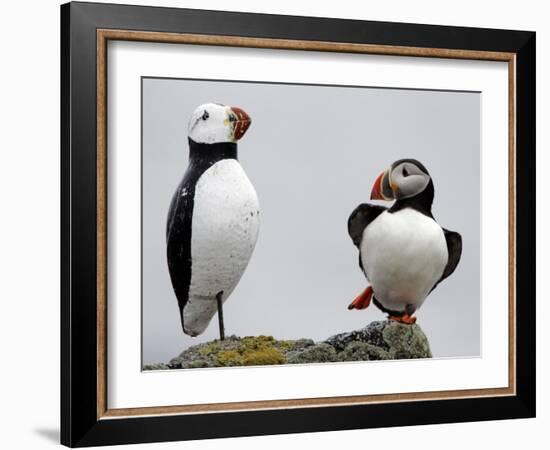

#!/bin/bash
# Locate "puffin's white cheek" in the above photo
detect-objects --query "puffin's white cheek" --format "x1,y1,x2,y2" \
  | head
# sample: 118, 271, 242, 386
400, 175, 429, 198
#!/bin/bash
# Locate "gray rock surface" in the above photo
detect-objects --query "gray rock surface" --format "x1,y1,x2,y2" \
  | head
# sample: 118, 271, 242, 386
143, 320, 431, 370
325, 320, 432, 360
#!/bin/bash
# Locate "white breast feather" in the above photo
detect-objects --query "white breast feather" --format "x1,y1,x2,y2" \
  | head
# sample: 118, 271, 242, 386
183, 159, 260, 336
361, 209, 448, 313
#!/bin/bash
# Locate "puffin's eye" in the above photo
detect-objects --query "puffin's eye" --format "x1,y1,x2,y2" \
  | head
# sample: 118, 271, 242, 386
202, 110, 209, 120
402, 167, 409, 177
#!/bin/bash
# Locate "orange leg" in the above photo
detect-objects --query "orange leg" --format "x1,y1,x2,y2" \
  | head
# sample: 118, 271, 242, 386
348, 286, 373, 310
388, 314, 417, 325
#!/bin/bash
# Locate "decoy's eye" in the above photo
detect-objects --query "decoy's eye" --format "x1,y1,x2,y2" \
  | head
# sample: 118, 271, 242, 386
402, 167, 409, 177
202, 110, 209, 120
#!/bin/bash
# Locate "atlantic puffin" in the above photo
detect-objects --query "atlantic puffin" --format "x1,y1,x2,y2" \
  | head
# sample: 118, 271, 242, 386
347, 159, 462, 324
166, 103, 259, 338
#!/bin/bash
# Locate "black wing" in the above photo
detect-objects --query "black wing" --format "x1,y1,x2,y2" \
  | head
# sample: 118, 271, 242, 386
166, 175, 196, 334
347, 203, 387, 248
440, 229, 462, 281
348, 203, 387, 273
430, 228, 462, 292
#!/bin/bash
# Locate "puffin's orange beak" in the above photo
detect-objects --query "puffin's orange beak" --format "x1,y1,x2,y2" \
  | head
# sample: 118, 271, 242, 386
370, 169, 393, 200
229, 106, 251, 140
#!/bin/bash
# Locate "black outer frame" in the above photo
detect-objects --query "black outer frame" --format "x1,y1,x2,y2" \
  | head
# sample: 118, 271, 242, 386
60, 1, 535, 447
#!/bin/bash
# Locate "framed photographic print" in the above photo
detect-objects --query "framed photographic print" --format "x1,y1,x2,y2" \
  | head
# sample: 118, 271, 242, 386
60, 1, 536, 447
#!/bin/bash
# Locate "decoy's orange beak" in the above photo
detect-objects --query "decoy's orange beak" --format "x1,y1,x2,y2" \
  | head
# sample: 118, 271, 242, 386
229, 106, 251, 141
370, 168, 393, 200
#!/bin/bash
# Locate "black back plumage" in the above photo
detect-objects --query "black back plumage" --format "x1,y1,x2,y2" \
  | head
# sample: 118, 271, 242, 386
166, 139, 237, 333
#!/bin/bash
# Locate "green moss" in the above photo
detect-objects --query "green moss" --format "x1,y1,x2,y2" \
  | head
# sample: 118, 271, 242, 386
240, 335, 274, 349
276, 339, 300, 351
217, 350, 245, 366
211, 336, 288, 366
242, 347, 286, 365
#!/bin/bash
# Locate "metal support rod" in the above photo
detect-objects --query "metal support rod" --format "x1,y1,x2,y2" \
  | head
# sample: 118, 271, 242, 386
216, 292, 225, 341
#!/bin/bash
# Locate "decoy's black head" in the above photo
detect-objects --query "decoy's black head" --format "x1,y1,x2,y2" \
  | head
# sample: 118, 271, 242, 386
371, 159, 432, 201
188, 102, 251, 144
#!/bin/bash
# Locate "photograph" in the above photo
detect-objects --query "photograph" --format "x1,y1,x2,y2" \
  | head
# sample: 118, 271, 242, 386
141, 77, 479, 370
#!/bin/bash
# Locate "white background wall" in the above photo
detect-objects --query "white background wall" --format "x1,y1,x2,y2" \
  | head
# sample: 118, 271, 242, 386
0, 0, 546, 448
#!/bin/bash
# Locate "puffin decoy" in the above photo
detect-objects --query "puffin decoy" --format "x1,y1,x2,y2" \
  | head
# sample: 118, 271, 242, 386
166, 103, 259, 338
347, 159, 462, 324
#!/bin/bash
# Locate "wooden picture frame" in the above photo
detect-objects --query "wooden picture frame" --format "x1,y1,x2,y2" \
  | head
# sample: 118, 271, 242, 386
61, 1, 535, 447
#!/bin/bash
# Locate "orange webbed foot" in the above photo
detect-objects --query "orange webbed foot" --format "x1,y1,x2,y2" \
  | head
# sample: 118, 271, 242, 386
348, 286, 373, 310
388, 314, 417, 325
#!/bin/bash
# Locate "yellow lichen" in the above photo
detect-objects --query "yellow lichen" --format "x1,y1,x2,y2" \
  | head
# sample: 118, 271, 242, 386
213, 336, 287, 366
216, 350, 244, 366
276, 340, 298, 351
242, 347, 286, 365
240, 335, 274, 349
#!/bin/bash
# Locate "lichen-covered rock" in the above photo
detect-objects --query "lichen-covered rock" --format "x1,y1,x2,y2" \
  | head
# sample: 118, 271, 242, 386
142, 363, 170, 371
336, 341, 391, 361
165, 335, 314, 369
144, 320, 431, 370
286, 343, 339, 364
326, 320, 432, 359
325, 320, 390, 352
383, 321, 432, 359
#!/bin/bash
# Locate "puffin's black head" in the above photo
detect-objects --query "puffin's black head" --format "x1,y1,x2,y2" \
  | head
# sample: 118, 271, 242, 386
370, 159, 432, 201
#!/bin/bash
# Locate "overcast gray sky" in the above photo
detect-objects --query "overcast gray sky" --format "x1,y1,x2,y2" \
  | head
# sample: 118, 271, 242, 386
142, 78, 480, 365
